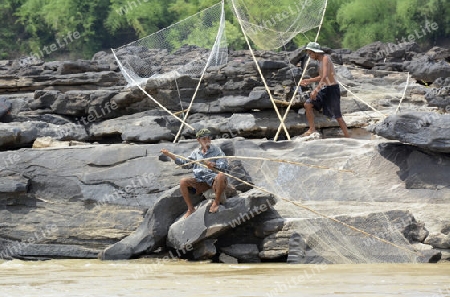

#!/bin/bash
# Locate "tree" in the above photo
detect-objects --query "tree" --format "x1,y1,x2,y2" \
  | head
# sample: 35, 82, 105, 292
336, 0, 399, 49
0, 0, 27, 59
293, 0, 352, 49
1, 0, 449, 60
336, 0, 449, 49
16, 0, 111, 59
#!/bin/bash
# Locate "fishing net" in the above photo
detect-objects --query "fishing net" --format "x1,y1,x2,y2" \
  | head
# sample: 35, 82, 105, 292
230, 151, 422, 264
112, 1, 228, 86
335, 65, 416, 117
230, 0, 327, 50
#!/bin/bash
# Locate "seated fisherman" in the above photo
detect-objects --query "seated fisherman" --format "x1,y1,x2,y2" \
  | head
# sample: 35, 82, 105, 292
161, 128, 228, 218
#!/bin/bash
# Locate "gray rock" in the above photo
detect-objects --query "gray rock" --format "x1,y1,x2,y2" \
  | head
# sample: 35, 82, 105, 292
286, 232, 306, 263
402, 150, 450, 190
0, 71, 125, 93
442, 224, 450, 235
58, 60, 110, 75
0, 173, 28, 195
424, 46, 450, 61
192, 239, 217, 260
433, 77, 450, 88
425, 233, 450, 249
425, 85, 450, 110
255, 218, 285, 238
30, 90, 60, 110
258, 60, 288, 70
0, 98, 12, 119
219, 253, 238, 264
220, 244, 260, 263
343, 41, 385, 68
0, 238, 99, 260
342, 41, 420, 69
260, 210, 434, 264
89, 111, 174, 143
371, 112, 450, 153
259, 231, 290, 260
100, 186, 204, 260
167, 190, 276, 250
405, 57, 450, 83
0, 121, 88, 148
219, 94, 273, 112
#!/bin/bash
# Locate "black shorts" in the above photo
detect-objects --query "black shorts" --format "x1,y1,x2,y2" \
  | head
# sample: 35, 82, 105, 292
306, 84, 342, 119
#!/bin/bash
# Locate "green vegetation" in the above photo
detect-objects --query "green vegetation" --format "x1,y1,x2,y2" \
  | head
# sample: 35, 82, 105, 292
0, 0, 448, 60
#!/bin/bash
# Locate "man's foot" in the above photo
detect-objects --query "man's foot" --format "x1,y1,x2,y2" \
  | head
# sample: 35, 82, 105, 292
183, 208, 196, 219
209, 201, 220, 214
301, 130, 316, 137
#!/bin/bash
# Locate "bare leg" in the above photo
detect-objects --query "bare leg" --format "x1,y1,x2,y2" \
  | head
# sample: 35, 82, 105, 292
180, 178, 196, 218
336, 117, 350, 138
209, 172, 227, 214
304, 102, 317, 134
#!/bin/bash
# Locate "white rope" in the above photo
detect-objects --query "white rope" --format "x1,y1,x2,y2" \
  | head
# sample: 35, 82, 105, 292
111, 49, 195, 131
173, 0, 227, 143
338, 82, 387, 118
395, 72, 411, 114
274, 0, 328, 141
174, 78, 184, 119
230, 0, 291, 139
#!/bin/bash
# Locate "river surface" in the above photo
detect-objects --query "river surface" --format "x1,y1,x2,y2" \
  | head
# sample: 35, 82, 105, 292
0, 260, 449, 297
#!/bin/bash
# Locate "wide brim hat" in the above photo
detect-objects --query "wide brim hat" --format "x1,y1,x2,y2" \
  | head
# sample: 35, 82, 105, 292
196, 128, 212, 138
305, 42, 324, 53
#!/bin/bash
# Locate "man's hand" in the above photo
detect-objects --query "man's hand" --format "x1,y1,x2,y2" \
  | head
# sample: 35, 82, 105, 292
161, 149, 174, 160
300, 79, 310, 87
310, 89, 318, 100
205, 161, 216, 169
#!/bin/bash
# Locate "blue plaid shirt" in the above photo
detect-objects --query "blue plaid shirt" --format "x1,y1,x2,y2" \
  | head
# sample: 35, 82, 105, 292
175, 145, 228, 186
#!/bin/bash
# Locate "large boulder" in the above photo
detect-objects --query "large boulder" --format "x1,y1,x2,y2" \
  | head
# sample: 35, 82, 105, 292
405, 57, 450, 83
100, 187, 204, 260
0, 121, 88, 149
424, 77, 450, 110
0, 98, 12, 119
167, 190, 276, 251
89, 111, 175, 143
371, 112, 450, 153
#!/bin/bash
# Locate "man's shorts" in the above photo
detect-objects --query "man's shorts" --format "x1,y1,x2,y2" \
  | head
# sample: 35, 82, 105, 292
185, 175, 227, 195
185, 177, 211, 195
306, 84, 342, 119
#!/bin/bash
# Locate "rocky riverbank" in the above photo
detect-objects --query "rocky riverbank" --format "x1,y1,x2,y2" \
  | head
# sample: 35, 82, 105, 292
0, 42, 449, 263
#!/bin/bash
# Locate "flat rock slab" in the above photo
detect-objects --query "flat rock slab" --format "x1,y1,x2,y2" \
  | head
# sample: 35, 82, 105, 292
167, 189, 276, 250
0, 238, 99, 260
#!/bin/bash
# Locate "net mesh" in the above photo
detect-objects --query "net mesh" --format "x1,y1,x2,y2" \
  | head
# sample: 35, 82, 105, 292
335, 66, 416, 117
230, 0, 327, 50
232, 153, 421, 264
112, 1, 228, 86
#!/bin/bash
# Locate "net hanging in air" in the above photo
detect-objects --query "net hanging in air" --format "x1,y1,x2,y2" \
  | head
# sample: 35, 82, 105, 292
112, 1, 228, 86
230, 0, 327, 50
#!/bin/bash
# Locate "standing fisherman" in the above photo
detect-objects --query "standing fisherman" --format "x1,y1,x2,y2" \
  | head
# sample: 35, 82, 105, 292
300, 42, 350, 137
